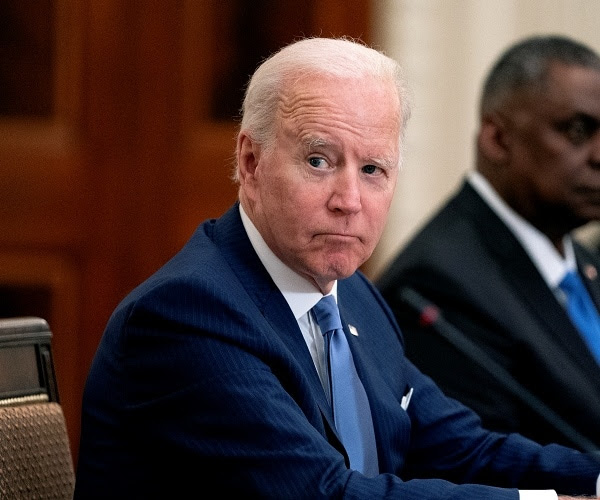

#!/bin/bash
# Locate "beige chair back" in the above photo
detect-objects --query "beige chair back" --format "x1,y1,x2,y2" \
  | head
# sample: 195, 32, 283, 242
0, 317, 75, 500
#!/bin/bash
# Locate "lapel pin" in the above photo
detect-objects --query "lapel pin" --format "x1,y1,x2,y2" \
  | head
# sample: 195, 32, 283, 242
348, 325, 359, 337
584, 264, 598, 281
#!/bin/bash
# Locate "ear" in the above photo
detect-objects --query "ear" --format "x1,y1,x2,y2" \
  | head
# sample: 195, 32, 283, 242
478, 112, 510, 163
237, 132, 260, 185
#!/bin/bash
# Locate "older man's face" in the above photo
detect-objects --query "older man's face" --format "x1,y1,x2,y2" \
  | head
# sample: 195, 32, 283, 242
239, 74, 402, 293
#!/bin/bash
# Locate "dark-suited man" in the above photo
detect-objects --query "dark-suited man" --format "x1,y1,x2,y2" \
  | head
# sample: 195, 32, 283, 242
378, 35, 600, 453
75, 36, 600, 499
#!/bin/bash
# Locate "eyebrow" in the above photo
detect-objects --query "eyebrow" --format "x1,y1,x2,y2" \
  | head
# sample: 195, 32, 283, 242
304, 136, 330, 151
557, 112, 600, 129
371, 154, 398, 170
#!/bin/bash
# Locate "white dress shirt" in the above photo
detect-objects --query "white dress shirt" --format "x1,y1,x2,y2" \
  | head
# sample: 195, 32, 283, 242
239, 202, 597, 498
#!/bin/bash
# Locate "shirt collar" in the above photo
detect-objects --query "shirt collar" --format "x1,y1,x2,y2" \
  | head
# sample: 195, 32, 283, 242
467, 171, 576, 287
239, 204, 336, 319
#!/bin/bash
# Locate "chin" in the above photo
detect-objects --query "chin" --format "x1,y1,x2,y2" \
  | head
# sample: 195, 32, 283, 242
326, 259, 363, 280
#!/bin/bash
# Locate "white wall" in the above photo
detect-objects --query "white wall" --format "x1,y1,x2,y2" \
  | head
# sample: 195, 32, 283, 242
366, 0, 600, 279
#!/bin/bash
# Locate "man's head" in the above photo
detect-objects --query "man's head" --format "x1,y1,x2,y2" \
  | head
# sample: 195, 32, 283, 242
235, 37, 410, 294
476, 35, 600, 246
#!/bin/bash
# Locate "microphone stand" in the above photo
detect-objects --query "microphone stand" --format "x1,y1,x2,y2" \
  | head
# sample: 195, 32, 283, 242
399, 287, 599, 456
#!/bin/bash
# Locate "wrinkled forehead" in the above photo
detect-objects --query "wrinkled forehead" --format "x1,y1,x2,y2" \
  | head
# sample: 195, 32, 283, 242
280, 70, 401, 114
276, 73, 402, 161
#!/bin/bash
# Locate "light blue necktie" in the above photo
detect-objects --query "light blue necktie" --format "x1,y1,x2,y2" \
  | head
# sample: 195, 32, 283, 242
559, 270, 600, 364
312, 295, 379, 476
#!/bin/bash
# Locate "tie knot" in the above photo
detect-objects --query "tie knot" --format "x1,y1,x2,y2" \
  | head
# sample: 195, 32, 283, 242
312, 295, 342, 335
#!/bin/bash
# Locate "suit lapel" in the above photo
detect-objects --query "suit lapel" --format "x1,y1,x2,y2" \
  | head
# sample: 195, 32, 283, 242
459, 183, 600, 370
214, 204, 336, 426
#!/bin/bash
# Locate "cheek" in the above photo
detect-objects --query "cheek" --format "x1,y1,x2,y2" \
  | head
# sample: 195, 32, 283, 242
363, 197, 394, 242
530, 132, 577, 166
259, 177, 313, 231
262, 175, 299, 211
371, 206, 392, 239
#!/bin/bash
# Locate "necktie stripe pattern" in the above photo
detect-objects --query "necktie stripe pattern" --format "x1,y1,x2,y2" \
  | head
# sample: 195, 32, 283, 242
559, 270, 600, 364
312, 295, 379, 476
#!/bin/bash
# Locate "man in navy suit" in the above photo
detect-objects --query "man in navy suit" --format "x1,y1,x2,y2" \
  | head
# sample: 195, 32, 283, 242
75, 36, 600, 499
378, 35, 600, 452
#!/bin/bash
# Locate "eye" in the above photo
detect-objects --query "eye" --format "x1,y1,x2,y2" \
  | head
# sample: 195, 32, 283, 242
557, 115, 600, 145
308, 157, 327, 169
362, 164, 381, 175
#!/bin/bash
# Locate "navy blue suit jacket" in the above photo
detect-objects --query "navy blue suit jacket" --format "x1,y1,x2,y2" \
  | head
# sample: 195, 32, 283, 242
75, 203, 600, 499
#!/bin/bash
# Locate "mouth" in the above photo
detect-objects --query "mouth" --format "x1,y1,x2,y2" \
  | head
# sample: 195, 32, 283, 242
316, 233, 360, 243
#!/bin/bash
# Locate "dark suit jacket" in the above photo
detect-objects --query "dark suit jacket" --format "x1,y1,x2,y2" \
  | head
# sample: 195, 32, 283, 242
377, 179, 600, 452
75, 202, 600, 499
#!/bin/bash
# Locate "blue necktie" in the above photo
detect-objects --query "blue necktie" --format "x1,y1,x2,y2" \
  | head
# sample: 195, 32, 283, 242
559, 270, 600, 364
312, 295, 379, 476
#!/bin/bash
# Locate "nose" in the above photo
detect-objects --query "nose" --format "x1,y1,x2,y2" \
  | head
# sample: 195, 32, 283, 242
327, 169, 362, 214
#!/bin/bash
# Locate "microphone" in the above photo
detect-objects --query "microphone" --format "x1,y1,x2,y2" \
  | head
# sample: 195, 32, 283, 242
398, 287, 600, 455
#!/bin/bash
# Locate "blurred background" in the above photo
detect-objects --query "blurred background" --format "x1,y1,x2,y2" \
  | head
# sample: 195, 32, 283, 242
2, 0, 599, 467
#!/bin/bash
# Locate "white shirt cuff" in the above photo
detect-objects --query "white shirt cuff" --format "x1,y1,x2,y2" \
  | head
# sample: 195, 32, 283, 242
519, 491, 557, 500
